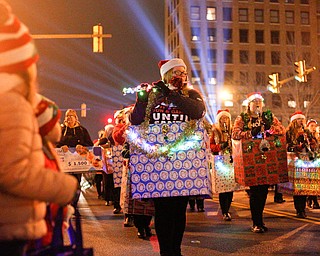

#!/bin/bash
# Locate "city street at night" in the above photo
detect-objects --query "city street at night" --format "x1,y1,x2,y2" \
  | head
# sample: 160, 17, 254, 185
75, 187, 320, 256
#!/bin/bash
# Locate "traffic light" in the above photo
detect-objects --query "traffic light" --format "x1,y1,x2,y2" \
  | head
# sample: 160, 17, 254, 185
267, 73, 280, 93
93, 24, 103, 53
294, 60, 307, 82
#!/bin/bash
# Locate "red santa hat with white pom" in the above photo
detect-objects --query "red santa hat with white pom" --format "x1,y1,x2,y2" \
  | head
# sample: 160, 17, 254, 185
290, 111, 305, 122
0, 0, 38, 93
216, 109, 231, 123
158, 58, 187, 79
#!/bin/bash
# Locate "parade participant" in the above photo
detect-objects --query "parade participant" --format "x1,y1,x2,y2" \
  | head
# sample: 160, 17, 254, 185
232, 92, 285, 233
130, 58, 206, 255
286, 112, 317, 218
305, 119, 320, 209
112, 106, 135, 229
210, 109, 234, 221
56, 109, 93, 207
94, 129, 106, 199
0, 2, 78, 255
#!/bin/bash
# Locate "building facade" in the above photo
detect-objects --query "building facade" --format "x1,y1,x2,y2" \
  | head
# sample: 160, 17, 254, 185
165, 0, 319, 125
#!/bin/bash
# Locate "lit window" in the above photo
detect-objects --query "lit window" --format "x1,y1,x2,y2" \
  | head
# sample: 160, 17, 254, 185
208, 93, 216, 106
207, 7, 216, 21
304, 101, 310, 108
223, 29, 232, 42
191, 27, 200, 41
207, 28, 217, 42
288, 101, 296, 108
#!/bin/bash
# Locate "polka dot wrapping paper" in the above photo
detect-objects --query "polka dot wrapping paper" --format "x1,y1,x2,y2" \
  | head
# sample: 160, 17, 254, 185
128, 121, 211, 199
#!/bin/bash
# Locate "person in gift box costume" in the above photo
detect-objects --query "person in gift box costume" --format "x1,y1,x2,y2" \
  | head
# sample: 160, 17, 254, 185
305, 119, 320, 209
130, 58, 206, 256
232, 92, 285, 233
210, 109, 234, 221
286, 112, 318, 218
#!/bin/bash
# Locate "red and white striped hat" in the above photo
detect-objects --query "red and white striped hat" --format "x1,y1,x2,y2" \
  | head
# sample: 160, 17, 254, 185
0, 1, 38, 75
35, 94, 61, 137
246, 92, 264, 103
290, 111, 305, 122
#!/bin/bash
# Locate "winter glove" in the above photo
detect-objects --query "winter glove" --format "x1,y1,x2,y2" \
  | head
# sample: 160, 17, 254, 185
152, 80, 170, 97
121, 142, 130, 159
251, 126, 261, 137
136, 83, 149, 103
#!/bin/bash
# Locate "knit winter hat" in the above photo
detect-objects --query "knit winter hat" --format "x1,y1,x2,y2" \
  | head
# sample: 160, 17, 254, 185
0, 1, 38, 73
306, 119, 317, 127
158, 58, 187, 78
246, 92, 264, 103
216, 109, 231, 122
290, 111, 305, 122
35, 94, 61, 137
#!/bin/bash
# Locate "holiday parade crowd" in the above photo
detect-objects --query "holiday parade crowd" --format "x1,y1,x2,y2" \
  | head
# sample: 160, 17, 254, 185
0, 1, 319, 256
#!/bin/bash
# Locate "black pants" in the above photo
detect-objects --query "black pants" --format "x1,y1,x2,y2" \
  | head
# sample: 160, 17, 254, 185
307, 196, 319, 206
293, 195, 307, 213
249, 185, 269, 227
134, 215, 152, 231
94, 173, 103, 197
103, 172, 114, 202
274, 184, 283, 201
113, 187, 121, 210
154, 196, 189, 256
188, 197, 204, 210
0, 240, 27, 256
71, 173, 82, 207
219, 191, 233, 215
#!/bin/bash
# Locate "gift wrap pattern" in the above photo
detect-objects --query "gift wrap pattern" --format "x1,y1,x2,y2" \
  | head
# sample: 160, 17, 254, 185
128, 121, 210, 199
278, 153, 320, 196
112, 145, 124, 188
209, 154, 244, 194
232, 136, 288, 186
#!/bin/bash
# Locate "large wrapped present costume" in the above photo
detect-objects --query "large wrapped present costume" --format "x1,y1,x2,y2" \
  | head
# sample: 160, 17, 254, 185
278, 153, 320, 196
232, 135, 288, 186
120, 160, 155, 215
112, 145, 124, 188
208, 154, 244, 194
127, 120, 210, 199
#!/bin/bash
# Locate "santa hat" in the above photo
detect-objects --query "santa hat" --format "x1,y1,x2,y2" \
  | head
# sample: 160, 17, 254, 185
0, 1, 38, 93
158, 58, 187, 78
216, 109, 231, 122
307, 119, 317, 127
246, 92, 264, 103
290, 111, 305, 122
35, 94, 61, 137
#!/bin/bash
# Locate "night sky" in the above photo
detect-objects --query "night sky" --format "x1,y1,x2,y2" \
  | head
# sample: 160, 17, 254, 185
6, 0, 165, 138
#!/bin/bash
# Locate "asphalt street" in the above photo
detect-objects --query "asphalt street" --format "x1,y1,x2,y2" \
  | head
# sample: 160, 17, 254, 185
72, 187, 320, 256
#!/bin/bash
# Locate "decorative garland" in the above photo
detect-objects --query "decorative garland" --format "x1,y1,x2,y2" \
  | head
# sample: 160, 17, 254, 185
129, 89, 201, 158
240, 109, 273, 131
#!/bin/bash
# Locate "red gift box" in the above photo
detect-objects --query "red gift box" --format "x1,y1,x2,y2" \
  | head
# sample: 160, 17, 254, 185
232, 136, 288, 186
